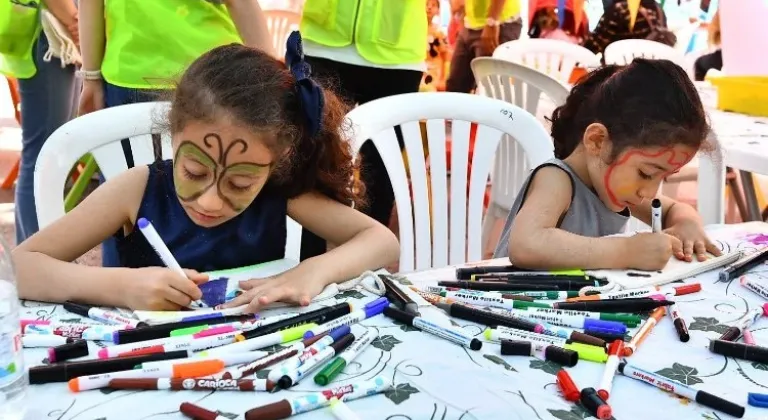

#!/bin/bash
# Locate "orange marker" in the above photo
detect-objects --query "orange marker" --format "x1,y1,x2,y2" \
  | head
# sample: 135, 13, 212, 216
408, 288, 456, 305
68, 359, 224, 392
623, 307, 666, 356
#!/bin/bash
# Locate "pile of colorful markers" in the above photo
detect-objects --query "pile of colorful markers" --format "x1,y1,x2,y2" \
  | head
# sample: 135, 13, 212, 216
405, 262, 768, 419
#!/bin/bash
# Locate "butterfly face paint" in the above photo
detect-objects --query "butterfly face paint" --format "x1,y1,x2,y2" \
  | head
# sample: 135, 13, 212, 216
602, 146, 694, 210
173, 133, 270, 214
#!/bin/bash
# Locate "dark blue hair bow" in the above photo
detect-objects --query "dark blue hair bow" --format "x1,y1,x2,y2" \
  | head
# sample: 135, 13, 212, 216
285, 31, 325, 137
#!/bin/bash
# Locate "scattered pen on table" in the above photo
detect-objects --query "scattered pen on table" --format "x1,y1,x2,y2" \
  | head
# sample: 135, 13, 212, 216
720, 246, 768, 282
651, 198, 662, 233
379, 274, 420, 316
667, 302, 690, 342
624, 306, 666, 357
383, 305, 482, 350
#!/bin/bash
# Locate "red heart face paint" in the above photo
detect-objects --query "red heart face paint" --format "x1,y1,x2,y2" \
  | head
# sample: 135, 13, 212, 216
602, 146, 694, 210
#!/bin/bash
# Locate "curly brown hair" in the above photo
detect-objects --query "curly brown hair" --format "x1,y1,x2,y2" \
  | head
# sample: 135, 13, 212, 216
166, 44, 362, 207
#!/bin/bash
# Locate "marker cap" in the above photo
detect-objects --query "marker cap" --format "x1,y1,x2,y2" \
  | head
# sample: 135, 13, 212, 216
364, 302, 388, 318
569, 331, 606, 348
556, 369, 580, 402
500, 339, 531, 356
584, 318, 626, 334
383, 305, 416, 325
282, 324, 318, 342
565, 342, 608, 363
365, 297, 389, 309
673, 283, 702, 295
748, 392, 768, 408
329, 325, 352, 341
763, 303, 768, 316
581, 387, 612, 420
544, 345, 578, 367
48, 339, 88, 363
583, 328, 625, 343
599, 312, 642, 327
170, 325, 208, 337
63, 301, 93, 318
313, 357, 346, 386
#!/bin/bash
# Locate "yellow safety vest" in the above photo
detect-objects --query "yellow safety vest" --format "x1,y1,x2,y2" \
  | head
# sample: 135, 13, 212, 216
0, 1, 42, 79
465, 0, 521, 29
102, 0, 241, 89
300, 0, 427, 65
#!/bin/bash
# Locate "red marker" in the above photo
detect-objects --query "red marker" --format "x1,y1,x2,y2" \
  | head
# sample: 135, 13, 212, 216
597, 340, 624, 400
556, 369, 580, 402
179, 402, 228, 420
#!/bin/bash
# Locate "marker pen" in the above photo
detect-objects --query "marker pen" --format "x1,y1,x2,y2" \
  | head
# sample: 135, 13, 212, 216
109, 377, 275, 392
488, 308, 606, 347
624, 307, 666, 356
169, 313, 295, 337
500, 339, 578, 367
504, 308, 626, 334
435, 302, 542, 333
720, 307, 763, 341
240, 302, 352, 340
505, 291, 580, 300
63, 301, 144, 328
180, 402, 231, 420
68, 359, 225, 391
116, 329, 241, 357
581, 387, 613, 420
48, 340, 89, 363
486, 327, 607, 363
651, 198, 662, 233
315, 329, 378, 386
115, 314, 257, 344
24, 323, 124, 342
329, 397, 361, 420
597, 340, 624, 400
140, 351, 268, 371
137, 217, 203, 308
214, 334, 329, 380
383, 306, 482, 350
243, 376, 392, 420
22, 334, 74, 348
619, 361, 745, 418
203, 323, 317, 356
720, 246, 768, 282
303, 301, 386, 338
740, 276, 768, 300
743, 329, 756, 345
269, 326, 350, 382
381, 275, 420, 316
455, 264, 517, 279
555, 298, 673, 313
437, 280, 560, 292
567, 283, 701, 302
710, 339, 768, 364
29, 351, 191, 384
276, 334, 355, 389
668, 302, 690, 342
520, 307, 641, 326
99, 326, 239, 359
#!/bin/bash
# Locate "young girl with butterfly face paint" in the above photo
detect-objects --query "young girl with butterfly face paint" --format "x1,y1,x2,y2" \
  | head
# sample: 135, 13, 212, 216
13, 33, 400, 313
494, 59, 722, 272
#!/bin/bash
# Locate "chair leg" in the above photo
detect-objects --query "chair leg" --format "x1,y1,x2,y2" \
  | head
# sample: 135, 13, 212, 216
64, 155, 99, 212
1, 158, 19, 190
726, 172, 749, 222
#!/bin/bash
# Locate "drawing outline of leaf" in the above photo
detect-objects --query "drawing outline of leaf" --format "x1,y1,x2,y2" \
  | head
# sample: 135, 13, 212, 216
393, 321, 419, 332
570, 403, 593, 419
334, 290, 367, 300
384, 383, 420, 404
688, 317, 730, 334
216, 411, 239, 420
752, 362, 768, 371
655, 363, 704, 385
483, 354, 517, 372
529, 359, 562, 375
547, 407, 592, 420
371, 335, 402, 351
255, 369, 271, 379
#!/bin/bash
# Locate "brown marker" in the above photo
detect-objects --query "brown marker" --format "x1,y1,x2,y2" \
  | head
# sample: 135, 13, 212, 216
108, 377, 275, 392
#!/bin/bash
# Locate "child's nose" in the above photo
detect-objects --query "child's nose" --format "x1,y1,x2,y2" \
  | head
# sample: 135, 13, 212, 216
197, 187, 224, 212
638, 182, 662, 201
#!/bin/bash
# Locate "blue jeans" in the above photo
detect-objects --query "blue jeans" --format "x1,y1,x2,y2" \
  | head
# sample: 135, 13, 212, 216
15, 33, 78, 244
100, 82, 158, 267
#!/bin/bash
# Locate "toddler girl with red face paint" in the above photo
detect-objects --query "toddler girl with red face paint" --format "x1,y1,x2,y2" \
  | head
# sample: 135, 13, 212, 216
494, 58, 721, 271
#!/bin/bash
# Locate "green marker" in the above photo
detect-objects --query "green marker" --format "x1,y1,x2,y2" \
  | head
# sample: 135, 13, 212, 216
565, 342, 608, 363
522, 307, 641, 327
485, 327, 607, 363
314, 329, 377, 386
170, 325, 209, 337
509, 300, 552, 310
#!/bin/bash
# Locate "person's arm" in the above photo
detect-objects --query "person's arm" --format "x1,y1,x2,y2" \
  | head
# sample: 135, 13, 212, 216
78, 0, 104, 73
223, 0, 274, 56
44, 0, 79, 43
11, 168, 147, 307
286, 192, 400, 287
507, 166, 633, 270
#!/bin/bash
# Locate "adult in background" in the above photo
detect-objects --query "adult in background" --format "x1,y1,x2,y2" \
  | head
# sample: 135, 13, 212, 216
582, 0, 671, 55
693, 9, 721, 81
78, 0, 273, 266
446, 0, 523, 93
0, 0, 80, 244
298, 0, 428, 260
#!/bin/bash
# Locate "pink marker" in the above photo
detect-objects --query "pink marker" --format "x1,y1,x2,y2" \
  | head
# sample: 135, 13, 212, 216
194, 326, 236, 338
763, 303, 768, 316
743, 329, 756, 345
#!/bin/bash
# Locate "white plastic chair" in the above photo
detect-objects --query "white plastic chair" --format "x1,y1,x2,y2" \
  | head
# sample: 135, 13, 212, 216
493, 38, 601, 84
34, 102, 303, 261
603, 39, 685, 67
345, 92, 554, 272
471, 57, 568, 250
264, 9, 300, 59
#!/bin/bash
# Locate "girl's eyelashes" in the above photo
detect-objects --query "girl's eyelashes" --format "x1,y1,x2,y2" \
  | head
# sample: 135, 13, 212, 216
638, 170, 653, 180
182, 167, 207, 181
227, 182, 252, 192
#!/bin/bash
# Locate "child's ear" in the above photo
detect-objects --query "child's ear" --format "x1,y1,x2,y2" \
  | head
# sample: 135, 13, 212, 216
582, 123, 609, 157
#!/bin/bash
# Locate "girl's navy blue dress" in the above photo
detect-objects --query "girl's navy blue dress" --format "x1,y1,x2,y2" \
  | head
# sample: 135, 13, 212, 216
114, 160, 287, 272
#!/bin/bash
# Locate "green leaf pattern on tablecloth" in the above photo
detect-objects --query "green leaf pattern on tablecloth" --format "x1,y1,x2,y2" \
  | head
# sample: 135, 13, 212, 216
529, 359, 562, 375
548, 403, 594, 420
334, 290, 367, 300
392, 320, 420, 332
384, 383, 420, 404
371, 334, 402, 351
655, 363, 704, 385
752, 362, 768, 371
483, 354, 517, 372
688, 317, 730, 334
216, 412, 239, 420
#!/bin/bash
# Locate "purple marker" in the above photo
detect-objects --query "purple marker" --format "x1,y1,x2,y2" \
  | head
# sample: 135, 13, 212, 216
303, 299, 389, 338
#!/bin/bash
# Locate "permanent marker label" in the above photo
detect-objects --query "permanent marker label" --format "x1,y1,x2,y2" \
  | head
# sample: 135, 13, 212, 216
527, 307, 597, 319
413, 318, 474, 347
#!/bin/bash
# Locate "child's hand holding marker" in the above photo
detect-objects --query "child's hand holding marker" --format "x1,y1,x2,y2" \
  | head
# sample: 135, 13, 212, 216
623, 233, 680, 271
122, 267, 208, 311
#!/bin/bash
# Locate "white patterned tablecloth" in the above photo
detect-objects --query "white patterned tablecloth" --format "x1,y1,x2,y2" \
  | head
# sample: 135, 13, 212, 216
18, 223, 768, 420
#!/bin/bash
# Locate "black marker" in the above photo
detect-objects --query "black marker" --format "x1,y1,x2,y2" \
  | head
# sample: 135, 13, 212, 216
438, 280, 576, 292
434, 302, 539, 332
456, 265, 518, 279
554, 298, 674, 313
379, 274, 420, 316
710, 339, 768, 364
29, 351, 189, 384
383, 306, 482, 350
668, 302, 690, 342
720, 247, 768, 282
